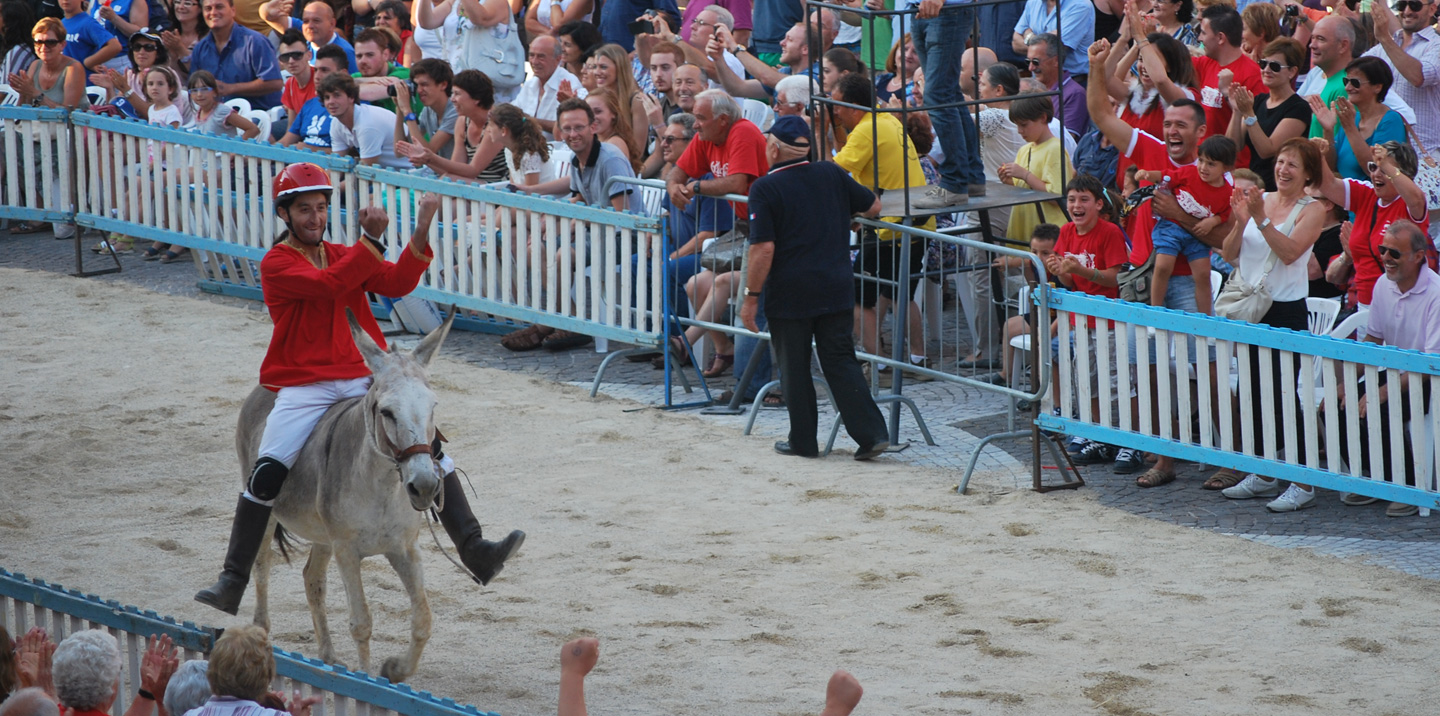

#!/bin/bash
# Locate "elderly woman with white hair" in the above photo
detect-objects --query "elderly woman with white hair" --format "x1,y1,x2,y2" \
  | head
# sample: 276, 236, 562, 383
162, 661, 210, 716
51, 631, 121, 716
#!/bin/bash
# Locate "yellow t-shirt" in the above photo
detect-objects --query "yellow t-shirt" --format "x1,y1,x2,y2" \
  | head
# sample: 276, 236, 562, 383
833, 113, 936, 239
1005, 136, 1071, 243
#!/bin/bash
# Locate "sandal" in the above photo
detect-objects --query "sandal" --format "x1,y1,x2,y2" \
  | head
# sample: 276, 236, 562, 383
702, 353, 734, 378
500, 324, 552, 351
542, 329, 593, 351
762, 392, 785, 408
141, 246, 164, 260
9, 221, 45, 234
160, 248, 190, 264
1135, 467, 1176, 488
1202, 467, 1244, 491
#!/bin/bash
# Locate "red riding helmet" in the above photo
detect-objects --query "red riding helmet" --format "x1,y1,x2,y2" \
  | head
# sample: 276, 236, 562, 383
272, 163, 333, 205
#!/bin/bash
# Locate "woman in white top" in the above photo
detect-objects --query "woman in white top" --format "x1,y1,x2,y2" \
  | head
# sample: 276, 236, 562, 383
523, 0, 593, 39
1217, 137, 1328, 512
486, 102, 552, 187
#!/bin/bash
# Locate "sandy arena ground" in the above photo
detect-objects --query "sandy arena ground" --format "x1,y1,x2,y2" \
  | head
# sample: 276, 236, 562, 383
2, 267, 1439, 716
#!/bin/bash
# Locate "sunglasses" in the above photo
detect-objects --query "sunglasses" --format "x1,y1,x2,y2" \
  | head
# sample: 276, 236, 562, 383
32, 38, 62, 47
278, 51, 307, 62
1393, 0, 1428, 11
1377, 245, 1407, 259
1026, 57, 1044, 67
1258, 60, 1290, 72
659, 136, 689, 144
131, 42, 158, 51
1343, 77, 1365, 88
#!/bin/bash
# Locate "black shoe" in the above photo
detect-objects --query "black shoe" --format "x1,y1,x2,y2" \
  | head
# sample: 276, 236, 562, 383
436, 470, 525, 585
854, 441, 890, 461
1112, 448, 1146, 475
195, 495, 273, 615
773, 441, 817, 457
1071, 441, 1118, 465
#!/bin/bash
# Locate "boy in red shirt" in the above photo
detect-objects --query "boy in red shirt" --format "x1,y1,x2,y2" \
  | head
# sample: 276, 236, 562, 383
1046, 174, 1131, 465
196, 163, 524, 615
1135, 135, 1236, 315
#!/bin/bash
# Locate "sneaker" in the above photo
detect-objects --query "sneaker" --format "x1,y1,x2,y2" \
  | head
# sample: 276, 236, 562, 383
1339, 492, 1380, 506
1072, 441, 1117, 465
1066, 435, 1088, 454
1386, 501, 1420, 517
1222, 474, 1282, 499
1266, 484, 1316, 512
912, 185, 968, 209
1112, 448, 1146, 475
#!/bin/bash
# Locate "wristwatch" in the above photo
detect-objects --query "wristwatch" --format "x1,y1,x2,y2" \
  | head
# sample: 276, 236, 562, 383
404, 112, 418, 122
1243, 115, 1258, 127
1259, 217, 1272, 231
743, 287, 760, 298
734, 45, 748, 54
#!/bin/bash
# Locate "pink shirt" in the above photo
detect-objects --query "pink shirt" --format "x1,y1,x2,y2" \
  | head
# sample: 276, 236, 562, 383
1367, 266, 1440, 355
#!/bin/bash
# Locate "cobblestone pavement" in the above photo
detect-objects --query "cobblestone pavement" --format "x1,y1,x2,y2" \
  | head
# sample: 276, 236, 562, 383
7, 229, 1438, 580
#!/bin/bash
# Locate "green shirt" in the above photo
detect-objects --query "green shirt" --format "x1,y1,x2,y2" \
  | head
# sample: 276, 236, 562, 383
857, 0, 893, 71
355, 65, 421, 114
1308, 70, 1347, 138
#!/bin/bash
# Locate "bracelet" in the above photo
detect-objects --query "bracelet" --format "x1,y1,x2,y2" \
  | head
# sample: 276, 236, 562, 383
137, 690, 155, 701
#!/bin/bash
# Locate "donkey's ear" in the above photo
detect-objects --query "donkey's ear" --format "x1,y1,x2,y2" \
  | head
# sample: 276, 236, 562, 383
347, 308, 389, 371
412, 305, 457, 368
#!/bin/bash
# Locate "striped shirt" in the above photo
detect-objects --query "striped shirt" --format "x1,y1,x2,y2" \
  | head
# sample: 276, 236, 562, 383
1363, 27, 1440, 158
184, 697, 287, 716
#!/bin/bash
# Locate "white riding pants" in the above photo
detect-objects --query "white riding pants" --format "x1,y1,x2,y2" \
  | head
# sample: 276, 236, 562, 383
258, 376, 374, 468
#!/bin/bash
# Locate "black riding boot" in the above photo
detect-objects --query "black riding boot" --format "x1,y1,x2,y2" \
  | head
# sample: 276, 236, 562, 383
194, 495, 273, 615
436, 470, 525, 585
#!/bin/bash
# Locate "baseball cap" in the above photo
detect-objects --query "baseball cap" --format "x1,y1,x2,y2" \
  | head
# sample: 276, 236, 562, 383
765, 115, 812, 148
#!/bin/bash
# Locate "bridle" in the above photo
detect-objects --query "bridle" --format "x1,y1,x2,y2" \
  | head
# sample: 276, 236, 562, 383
361, 391, 439, 470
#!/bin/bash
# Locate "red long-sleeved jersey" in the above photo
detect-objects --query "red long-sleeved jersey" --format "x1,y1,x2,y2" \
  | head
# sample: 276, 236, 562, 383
258, 234, 433, 390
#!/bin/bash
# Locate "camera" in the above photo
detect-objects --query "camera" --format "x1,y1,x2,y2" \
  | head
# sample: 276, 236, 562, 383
1284, 4, 1300, 16
387, 79, 417, 98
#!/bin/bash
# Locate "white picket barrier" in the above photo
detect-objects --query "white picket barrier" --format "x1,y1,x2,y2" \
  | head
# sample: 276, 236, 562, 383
1044, 290, 1440, 512
0, 568, 500, 716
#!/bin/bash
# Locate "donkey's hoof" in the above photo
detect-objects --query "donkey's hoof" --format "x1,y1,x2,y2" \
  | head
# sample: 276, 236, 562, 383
379, 657, 409, 683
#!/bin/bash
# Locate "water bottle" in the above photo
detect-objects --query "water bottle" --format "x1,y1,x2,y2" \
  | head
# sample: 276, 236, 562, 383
1156, 175, 1172, 194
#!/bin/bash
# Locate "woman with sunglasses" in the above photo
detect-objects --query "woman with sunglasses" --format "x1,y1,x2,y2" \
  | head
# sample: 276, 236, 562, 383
1310, 56, 1407, 181
93, 29, 189, 121
8, 18, 88, 110
1312, 140, 1428, 309
92, 0, 161, 72
1226, 38, 1310, 191
160, 0, 206, 77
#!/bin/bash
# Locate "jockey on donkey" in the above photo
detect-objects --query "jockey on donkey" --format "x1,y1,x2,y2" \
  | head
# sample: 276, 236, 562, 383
196, 162, 525, 616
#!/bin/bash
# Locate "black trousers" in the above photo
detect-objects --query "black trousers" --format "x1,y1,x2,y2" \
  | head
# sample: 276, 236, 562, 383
1336, 376, 1430, 488
1245, 298, 1309, 458
769, 310, 889, 456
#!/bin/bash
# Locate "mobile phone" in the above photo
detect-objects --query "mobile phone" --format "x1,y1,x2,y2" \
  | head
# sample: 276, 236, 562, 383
628, 18, 653, 35
1284, 3, 1299, 16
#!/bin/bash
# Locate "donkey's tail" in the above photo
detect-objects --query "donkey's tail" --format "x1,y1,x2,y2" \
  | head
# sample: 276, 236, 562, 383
273, 523, 299, 565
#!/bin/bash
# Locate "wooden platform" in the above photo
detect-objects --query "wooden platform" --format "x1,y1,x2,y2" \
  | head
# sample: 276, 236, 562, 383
877, 181, 1062, 219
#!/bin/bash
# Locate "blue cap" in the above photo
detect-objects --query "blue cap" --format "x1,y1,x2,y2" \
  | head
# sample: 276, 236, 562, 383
765, 115, 812, 148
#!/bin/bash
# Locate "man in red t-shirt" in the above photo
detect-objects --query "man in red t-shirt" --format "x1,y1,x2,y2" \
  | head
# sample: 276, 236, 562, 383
1087, 40, 1230, 281
278, 30, 316, 123
1192, 5, 1265, 166
195, 163, 525, 616
666, 89, 769, 225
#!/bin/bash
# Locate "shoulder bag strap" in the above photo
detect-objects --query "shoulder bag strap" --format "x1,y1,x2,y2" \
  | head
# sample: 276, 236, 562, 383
1403, 117, 1439, 167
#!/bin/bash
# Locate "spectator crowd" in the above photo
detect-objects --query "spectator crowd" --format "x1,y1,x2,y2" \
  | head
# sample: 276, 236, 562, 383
2, 0, 1437, 512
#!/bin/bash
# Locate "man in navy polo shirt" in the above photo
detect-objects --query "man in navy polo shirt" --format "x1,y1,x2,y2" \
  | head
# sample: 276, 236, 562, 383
739, 115, 890, 460
191, 0, 283, 110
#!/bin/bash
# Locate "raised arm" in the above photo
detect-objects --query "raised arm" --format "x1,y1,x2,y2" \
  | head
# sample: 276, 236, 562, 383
1370, 1, 1429, 88
417, 0, 455, 30
1087, 39, 1137, 153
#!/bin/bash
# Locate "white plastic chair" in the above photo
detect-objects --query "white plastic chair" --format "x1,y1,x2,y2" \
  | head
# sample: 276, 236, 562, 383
740, 98, 774, 132
541, 142, 573, 182
267, 105, 287, 124
0, 83, 19, 106
1210, 269, 1222, 301
85, 86, 107, 107
223, 98, 253, 115
1306, 296, 1341, 336
1008, 285, 1034, 392
242, 109, 271, 140
635, 185, 665, 217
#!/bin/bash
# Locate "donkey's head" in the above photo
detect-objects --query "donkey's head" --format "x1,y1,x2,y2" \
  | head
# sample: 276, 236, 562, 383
346, 307, 457, 512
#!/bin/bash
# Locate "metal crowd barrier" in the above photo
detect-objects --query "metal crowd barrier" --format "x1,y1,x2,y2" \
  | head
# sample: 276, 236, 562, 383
1044, 291, 1440, 513
599, 176, 1056, 468
0, 568, 500, 716
2, 106, 667, 349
